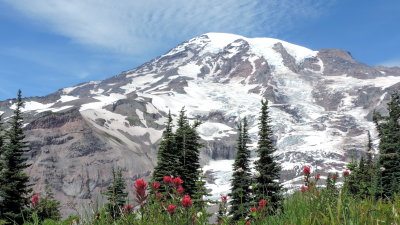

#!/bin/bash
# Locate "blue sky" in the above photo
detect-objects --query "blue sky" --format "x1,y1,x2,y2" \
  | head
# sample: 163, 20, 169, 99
0, 0, 399, 99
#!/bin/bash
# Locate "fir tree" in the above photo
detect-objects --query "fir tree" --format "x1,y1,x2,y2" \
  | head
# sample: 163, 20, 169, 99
229, 118, 252, 222
192, 169, 211, 208
152, 111, 176, 183
373, 91, 400, 198
174, 107, 202, 196
0, 90, 32, 223
0, 114, 4, 218
103, 167, 128, 218
253, 99, 283, 213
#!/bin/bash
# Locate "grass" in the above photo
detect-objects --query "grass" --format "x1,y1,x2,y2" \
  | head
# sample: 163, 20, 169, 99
21, 188, 400, 225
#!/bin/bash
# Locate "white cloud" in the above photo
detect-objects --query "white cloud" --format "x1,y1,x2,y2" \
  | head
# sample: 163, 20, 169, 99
4, 0, 334, 56
378, 58, 400, 67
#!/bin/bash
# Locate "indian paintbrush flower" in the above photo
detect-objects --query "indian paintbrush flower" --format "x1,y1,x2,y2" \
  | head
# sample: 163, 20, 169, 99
31, 194, 39, 207
303, 166, 311, 175
167, 204, 177, 215
163, 176, 173, 185
182, 195, 193, 208
173, 177, 183, 187
134, 179, 148, 205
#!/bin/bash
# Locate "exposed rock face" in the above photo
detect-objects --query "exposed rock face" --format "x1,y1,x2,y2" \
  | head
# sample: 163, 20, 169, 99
1, 32, 400, 214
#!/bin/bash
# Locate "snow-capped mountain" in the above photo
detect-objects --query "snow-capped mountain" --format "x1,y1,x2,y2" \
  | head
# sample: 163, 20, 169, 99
1, 33, 400, 214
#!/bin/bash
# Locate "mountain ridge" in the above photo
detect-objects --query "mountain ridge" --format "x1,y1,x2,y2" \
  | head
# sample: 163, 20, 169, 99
1, 32, 400, 215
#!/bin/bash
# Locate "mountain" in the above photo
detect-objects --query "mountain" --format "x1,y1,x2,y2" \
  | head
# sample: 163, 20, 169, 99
1, 33, 400, 215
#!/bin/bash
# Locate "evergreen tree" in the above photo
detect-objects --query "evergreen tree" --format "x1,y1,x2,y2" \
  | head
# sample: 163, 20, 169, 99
103, 167, 128, 218
373, 91, 400, 198
253, 99, 283, 213
229, 118, 252, 222
0, 114, 4, 218
152, 111, 176, 183
192, 169, 211, 209
0, 90, 32, 223
174, 107, 202, 196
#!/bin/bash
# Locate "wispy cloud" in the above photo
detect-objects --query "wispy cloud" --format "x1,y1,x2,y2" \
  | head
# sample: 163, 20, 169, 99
4, 0, 334, 57
378, 58, 400, 67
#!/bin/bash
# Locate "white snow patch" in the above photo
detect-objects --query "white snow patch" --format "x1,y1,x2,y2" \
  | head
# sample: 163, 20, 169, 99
90, 89, 105, 95
177, 63, 202, 78
197, 122, 234, 140
145, 103, 159, 114
136, 109, 147, 127
80, 93, 126, 111
58, 95, 79, 103
20, 101, 54, 112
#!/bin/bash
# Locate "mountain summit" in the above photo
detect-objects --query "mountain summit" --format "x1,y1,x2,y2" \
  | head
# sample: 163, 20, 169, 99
1, 33, 400, 214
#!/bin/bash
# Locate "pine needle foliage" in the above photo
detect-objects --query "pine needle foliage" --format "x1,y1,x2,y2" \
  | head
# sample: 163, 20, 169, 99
229, 118, 252, 221
0, 90, 32, 223
373, 91, 400, 198
253, 99, 283, 212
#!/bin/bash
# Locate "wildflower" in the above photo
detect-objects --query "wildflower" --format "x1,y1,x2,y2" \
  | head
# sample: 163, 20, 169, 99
221, 195, 228, 203
380, 167, 386, 171
155, 193, 163, 200
254, 171, 261, 178
152, 182, 160, 190
246, 221, 251, 225
182, 195, 193, 208
196, 212, 202, 217
123, 204, 133, 213
31, 194, 39, 207
177, 186, 185, 194
167, 204, 177, 215
343, 170, 350, 176
163, 176, 173, 184
332, 175, 338, 180
314, 174, 320, 181
251, 207, 257, 212
258, 199, 267, 208
134, 179, 148, 205
301, 185, 309, 193
173, 177, 183, 187
303, 166, 311, 175
218, 220, 223, 224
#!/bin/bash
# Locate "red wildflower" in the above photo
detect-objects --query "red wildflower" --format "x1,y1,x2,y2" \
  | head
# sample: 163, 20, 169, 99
303, 166, 311, 175
218, 219, 223, 224
258, 199, 267, 208
246, 221, 251, 225
343, 170, 350, 176
155, 193, 163, 200
173, 177, 183, 187
301, 185, 309, 193
163, 176, 173, 184
251, 207, 257, 212
221, 195, 228, 203
332, 175, 338, 180
182, 195, 193, 208
134, 179, 148, 205
167, 204, 177, 215
152, 182, 160, 190
314, 174, 321, 181
123, 204, 133, 213
31, 194, 39, 207
177, 186, 185, 194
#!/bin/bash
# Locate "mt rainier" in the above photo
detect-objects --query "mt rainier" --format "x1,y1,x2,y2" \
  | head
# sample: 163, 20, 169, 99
1, 32, 400, 214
